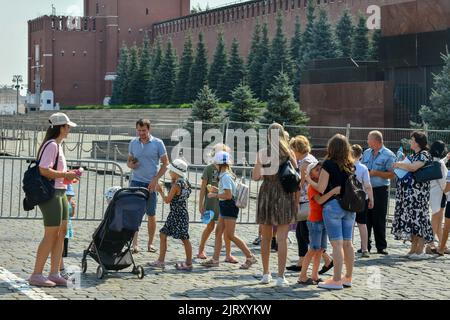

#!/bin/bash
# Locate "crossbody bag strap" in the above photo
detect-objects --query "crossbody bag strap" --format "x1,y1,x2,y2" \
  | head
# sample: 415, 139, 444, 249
37, 140, 54, 163
37, 140, 60, 171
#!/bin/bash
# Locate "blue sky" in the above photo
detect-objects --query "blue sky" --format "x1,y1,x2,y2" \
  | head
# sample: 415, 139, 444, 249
0, 0, 231, 90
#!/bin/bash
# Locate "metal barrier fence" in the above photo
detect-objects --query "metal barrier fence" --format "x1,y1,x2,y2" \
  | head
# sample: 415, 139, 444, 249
1, 118, 443, 225
0, 157, 124, 221
2, 118, 450, 162
0, 157, 261, 224
0, 119, 191, 160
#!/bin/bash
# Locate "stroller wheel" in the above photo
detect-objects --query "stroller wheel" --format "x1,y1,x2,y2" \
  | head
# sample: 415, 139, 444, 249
136, 265, 145, 279
81, 259, 87, 274
96, 265, 105, 279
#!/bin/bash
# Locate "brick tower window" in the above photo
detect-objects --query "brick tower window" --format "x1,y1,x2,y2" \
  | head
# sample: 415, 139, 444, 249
146, 8, 149, 15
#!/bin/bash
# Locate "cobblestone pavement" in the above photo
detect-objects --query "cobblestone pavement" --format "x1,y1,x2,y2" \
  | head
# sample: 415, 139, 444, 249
0, 219, 449, 300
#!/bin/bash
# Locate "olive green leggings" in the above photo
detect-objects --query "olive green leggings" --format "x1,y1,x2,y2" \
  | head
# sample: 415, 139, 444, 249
38, 189, 69, 227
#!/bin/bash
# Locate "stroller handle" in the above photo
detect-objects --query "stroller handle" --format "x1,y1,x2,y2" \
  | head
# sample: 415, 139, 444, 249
112, 187, 150, 201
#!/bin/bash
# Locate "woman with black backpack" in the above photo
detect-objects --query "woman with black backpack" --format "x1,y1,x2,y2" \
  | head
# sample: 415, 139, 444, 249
252, 123, 298, 287
307, 134, 356, 290
28, 113, 79, 287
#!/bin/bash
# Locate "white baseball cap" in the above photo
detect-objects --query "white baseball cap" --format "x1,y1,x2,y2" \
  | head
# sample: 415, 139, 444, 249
214, 151, 232, 165
49, 113, 77, 127
306, 161, 320, 177
168, 158, 188, 178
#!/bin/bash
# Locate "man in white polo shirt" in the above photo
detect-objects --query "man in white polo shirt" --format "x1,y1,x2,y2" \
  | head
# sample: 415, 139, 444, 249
128, 119, 169, 253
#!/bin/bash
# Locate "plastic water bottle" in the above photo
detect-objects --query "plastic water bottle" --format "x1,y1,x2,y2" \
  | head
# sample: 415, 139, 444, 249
64, 167, 84, 184
396, 146, 404, 161
74, 167, 84, 178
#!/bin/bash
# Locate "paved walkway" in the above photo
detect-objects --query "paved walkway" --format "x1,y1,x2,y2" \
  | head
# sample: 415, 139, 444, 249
0, 219, 449, 300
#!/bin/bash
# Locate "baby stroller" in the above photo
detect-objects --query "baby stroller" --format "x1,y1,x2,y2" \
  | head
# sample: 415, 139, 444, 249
81, 187, 149, 280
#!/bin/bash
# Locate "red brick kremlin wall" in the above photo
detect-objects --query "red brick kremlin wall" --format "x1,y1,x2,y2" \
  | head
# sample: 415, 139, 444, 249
28, 0, 412, 106
154, 0, 412, 60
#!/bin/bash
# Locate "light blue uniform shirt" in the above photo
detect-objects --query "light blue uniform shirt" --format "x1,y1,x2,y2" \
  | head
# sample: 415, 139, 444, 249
218, 172, 236, 201
361, 146, 396, 188
128, 135, 167, 184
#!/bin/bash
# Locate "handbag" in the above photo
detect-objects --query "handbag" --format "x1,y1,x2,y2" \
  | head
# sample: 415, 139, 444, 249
414, 161, 443, 183
296, 202, 310, 222
22, 141, 59, 211
278, 159, 301, 194
235, 176, 249, 209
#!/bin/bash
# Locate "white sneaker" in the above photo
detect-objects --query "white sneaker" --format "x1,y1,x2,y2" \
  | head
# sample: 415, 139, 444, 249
409, 253, 432, 260
275, 276, 289, 287
260, 274, 272, 284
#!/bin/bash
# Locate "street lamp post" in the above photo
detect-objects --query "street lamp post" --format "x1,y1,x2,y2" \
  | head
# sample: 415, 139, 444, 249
12, 75, 23, 115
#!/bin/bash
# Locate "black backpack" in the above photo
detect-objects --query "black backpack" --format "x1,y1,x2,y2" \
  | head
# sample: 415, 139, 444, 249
22, 141, 59, 211
278, 159, 301, 194
338, 173, 366, 213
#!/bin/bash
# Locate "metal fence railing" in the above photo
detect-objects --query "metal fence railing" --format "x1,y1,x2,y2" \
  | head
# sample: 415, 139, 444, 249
1, 118, 448, 225
0, 157, 261, 224
0, 157, 124, 221
2, 119, 450, 161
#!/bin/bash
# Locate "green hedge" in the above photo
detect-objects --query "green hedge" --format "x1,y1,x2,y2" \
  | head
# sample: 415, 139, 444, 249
61, 102, 266, 112
61, 104, 193, 110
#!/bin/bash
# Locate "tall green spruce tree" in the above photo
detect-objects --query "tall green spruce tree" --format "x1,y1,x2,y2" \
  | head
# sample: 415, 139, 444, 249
262, 14, 294, 101
262, 71, 309, 135
188, 33, 209, 102
368, 29, 382, 60
173, 35, 194, 103
147, 38, 162, 103
218, 38, 245, 102
135, 34, 152, 104
152, 40, 177, 105
125, 44, 140, 104
110, 44, 129, 105
302, 0, 316, 67
247, 20, 261, 73
249, 22, 270, 101
227, 83, 261, 129
335, 9, 354, 58
311, 8, 338, 60
352, 14, 369, 60
419, 52, 450, 129
208, 31, 227, 97
188, 85, 223, 133
290, 16, 303, 101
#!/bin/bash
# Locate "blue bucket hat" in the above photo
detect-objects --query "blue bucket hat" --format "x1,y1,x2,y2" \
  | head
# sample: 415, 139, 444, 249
66, 184, 75, 196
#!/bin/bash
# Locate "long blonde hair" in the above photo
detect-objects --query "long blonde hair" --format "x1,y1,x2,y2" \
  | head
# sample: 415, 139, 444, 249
268, 123, 291, 158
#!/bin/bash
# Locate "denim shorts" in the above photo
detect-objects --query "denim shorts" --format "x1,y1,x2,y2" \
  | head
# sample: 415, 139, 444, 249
129, 180, 157, 216
307, 220, 327, 250
219, 200, 239, 220
323, 199, 356, 241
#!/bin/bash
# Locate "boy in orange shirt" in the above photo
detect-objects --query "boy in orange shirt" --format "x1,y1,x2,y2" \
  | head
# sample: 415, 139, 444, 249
298, 162, 341, 285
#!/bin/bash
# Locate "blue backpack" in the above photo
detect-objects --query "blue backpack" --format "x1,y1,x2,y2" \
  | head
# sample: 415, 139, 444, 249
22, 141, 59, 211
